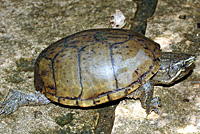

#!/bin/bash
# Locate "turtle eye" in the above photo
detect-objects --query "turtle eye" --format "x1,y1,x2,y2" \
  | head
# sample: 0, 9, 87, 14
183, 56, 196, 68
182, 62, 186, 68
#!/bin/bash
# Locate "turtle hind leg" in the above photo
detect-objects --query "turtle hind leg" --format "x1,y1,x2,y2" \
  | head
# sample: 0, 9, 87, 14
127, 80, 161, 115
0, 89, 50, 115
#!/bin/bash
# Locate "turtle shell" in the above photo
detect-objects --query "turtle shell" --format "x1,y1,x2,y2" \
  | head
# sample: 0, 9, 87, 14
34, 29, 161, 107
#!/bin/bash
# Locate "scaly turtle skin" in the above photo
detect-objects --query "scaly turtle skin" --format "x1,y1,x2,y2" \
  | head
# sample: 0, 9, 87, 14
0, 29, 195, 115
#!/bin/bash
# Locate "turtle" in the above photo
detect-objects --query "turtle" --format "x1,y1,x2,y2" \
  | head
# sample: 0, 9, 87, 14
0, 29, 196, 115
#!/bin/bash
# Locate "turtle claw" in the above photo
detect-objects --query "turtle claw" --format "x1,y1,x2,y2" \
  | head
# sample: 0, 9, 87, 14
0, 89, 50, 115
0, 89, 22, 115
146, 97, 161, 115
0, 102, 18, 115
150, 97, 162, 108
127, 81, 162, 115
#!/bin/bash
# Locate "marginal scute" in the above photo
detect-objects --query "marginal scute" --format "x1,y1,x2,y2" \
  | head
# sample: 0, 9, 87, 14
34, 29, 161, 107
94, 95, 109, 105
59, 97, 77, 106
78, 99, 94, 107
108, 89, 127, 101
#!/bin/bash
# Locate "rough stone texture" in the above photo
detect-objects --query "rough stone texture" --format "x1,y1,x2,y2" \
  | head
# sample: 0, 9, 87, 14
112, 0, 200, 134
0, 0, 199, 134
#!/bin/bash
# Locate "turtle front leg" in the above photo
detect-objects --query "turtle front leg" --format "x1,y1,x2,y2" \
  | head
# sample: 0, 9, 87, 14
127, 80, 161, 115
0, 89, 50, 115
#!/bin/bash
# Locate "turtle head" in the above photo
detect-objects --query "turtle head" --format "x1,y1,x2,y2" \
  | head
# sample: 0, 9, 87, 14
152, 52, 196, 85
174, 56, 195, 70
169, 55, 195, 80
